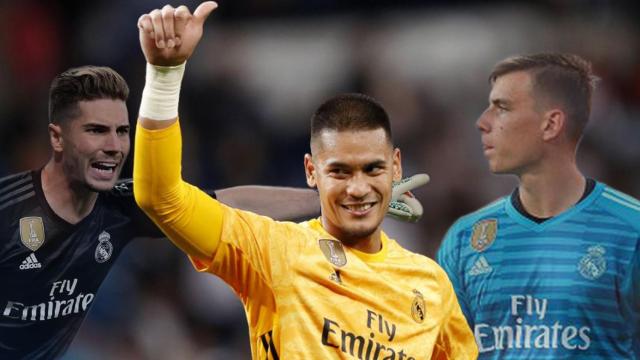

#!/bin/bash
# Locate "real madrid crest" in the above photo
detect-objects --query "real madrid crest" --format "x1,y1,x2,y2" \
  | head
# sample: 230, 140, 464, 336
318, 239, 347, 267
578, 245, 606, 280
470, 219, 497, 252
411, 289, 426, 323
95, 231, 113, 263
20, 217, 45, 251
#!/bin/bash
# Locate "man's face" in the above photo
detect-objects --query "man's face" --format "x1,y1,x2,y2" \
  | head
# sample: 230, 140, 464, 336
304, 128, 401, 245
476, 71, 545, 175
51, 99, 130, 192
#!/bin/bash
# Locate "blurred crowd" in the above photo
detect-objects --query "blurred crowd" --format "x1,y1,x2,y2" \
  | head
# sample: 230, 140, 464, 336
0, 0, 638, 358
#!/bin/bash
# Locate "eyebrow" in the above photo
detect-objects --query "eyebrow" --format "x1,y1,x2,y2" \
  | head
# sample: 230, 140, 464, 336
82, 123, 109, 129
365, 160, 387, 168
326, 159, 387, 169
490, 97, 511, 107
82, 123, 129, 129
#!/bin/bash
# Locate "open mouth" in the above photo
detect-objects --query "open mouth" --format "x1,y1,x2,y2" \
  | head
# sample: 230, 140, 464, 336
91, 161, 118, 174
342, 202, 376, 216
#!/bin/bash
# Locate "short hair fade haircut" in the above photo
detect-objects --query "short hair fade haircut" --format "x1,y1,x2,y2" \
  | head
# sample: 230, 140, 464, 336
490, 53, 598, 141
48, 65, 129, 124
310, 93, 392, 146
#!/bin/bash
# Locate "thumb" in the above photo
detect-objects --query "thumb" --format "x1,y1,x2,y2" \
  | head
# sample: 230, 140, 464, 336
194, 1, 218, 24
392, 173, 430, 200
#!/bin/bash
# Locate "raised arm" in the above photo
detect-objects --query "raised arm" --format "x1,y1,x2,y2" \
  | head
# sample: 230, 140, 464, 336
133, 2, 220, 260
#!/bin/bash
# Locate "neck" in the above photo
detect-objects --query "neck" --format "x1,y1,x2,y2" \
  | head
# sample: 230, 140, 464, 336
350, 230, 383, 254
321, 218, 383, 254
517, 155, 585, 219
42, 159, 98, 224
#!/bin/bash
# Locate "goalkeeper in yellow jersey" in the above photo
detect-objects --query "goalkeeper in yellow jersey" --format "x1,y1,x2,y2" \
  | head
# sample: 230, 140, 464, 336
133, 2, 478, 359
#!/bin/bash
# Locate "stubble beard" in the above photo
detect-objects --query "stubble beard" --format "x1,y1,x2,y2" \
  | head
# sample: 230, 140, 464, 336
336, 222, 380, 247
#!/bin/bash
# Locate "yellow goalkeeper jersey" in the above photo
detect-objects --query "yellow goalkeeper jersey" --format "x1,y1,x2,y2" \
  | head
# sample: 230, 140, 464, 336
134, 121, 478, 359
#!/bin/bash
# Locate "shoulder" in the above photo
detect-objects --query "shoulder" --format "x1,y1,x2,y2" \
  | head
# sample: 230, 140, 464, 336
389, 240, 446, 275
392, 243, 457, 292
0, 170, 36, 212
221, 203, 318, 237
296, 218, 328, 235
593, 183, 640, 233
110, 178, 134, 198
94, 178, 139, 217
0, 170, 34, 192
445, 196, 507, 238
99, 178, 134, 205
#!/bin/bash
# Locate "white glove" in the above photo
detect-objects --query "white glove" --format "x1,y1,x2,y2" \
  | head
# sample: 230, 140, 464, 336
387, 173, 430, 223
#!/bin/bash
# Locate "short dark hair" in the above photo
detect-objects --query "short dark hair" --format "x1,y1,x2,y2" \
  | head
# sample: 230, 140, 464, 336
310, 93, 392, 145
490, 53, 598, 141
48, 66, 129, 124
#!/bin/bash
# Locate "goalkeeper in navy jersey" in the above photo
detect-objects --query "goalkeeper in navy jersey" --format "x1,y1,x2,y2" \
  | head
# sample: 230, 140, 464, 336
0, 65, 427, 359
438, 53, 640, 359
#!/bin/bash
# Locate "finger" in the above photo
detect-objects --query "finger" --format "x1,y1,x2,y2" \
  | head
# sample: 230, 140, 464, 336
399, 194, 423, 218
392, 173, 430, 200
193, 1, 218, 24
174, 5, 190, 47
149, 9, 166, 48
387, 194, 423, 223
387, 202, 412, 221
137, 14, 155, 40
161, 5, 176, 48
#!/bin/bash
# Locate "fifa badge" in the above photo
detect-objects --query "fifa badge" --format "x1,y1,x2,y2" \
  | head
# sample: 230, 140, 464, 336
578, 245, 606, 280
470, 219, 497, 252
19, 217, 45, 251
95, 231, 114, 263
411, 289, 426, 323
319, 239, 347, 267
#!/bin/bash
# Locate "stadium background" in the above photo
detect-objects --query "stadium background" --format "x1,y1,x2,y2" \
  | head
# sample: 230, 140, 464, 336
0, 0, 638, 358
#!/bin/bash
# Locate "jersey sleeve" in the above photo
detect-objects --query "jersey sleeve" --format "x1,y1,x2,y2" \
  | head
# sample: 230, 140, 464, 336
134, 120, 225, 260
431, 266, 478, 359
133, 120, 305, 299
437, 222, 474, 327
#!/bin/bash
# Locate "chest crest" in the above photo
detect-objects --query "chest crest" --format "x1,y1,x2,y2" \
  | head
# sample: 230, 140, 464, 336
318, 239, 347, 267
411, 289, 426, 323
19, 216, 45, 251
94, 231, 114, 263
470, 219, 497, 252
577, 245, 606, 280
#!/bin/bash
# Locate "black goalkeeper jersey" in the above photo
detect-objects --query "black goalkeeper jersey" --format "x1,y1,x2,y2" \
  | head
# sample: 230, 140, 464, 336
0, 169, 161, 359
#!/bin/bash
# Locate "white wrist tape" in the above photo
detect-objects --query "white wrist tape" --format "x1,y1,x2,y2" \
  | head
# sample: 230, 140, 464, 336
139, 62, 186, 120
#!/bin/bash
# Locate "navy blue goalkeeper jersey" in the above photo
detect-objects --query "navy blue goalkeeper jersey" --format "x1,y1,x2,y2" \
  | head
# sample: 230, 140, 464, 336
0, 169, 161, 359
438, 181, 640, 359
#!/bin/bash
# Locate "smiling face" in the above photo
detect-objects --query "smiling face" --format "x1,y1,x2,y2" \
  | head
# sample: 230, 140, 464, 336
50, 99, 130, 192
476, 71, 546, 176
305, 128, 401, 246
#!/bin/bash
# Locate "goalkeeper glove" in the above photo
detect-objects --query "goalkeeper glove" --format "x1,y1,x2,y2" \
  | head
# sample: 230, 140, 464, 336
387, 173, 430, 223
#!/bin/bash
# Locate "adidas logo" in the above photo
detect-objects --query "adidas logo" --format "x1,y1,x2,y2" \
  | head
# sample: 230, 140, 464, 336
19, 253, 42, 270
469, 255, 492, 276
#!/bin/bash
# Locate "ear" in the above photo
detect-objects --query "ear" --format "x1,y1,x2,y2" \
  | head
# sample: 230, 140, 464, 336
392, 148, 402, 182
541, 109, 565, 141
48, 123, 64, 152
304, 153, 317, 188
